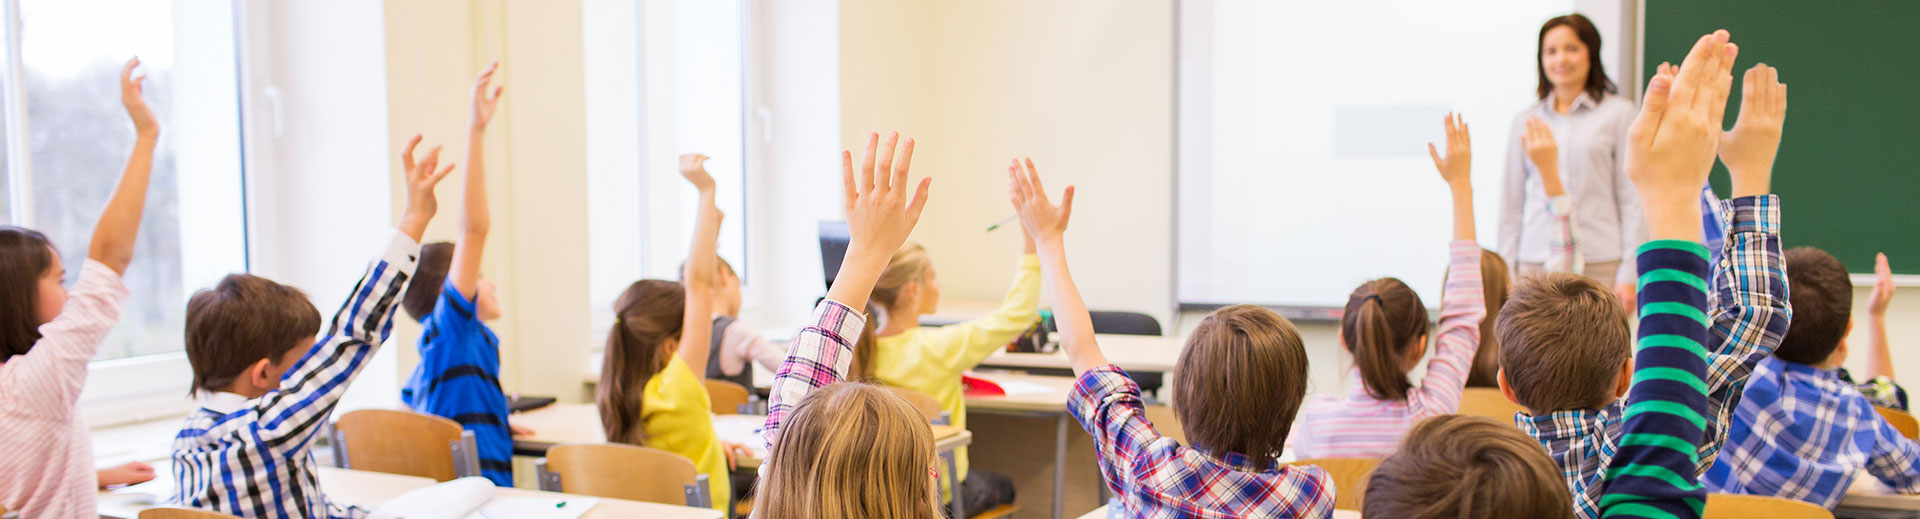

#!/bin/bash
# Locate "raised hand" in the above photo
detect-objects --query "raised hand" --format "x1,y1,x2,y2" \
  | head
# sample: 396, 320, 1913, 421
1871, 253, 1896, 317
121, 57, 158, 137
1627, 30, 1738, 241
1008, 158, 1075, 248
399, 134, 457, 241
1720, 63, 1786, 198
1522, 116, 1565, 196
825, 131, 932, 311
680, 153, 717, 193
1426, 112, 1472, 189
471, 61, 505, 131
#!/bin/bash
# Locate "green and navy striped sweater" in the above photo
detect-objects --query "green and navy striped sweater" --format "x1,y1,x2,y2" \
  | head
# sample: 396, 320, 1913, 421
1599, 240, 1715, 519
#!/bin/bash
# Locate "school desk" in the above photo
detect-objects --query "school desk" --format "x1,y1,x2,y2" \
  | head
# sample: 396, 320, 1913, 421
965, 371, 1088, 519
1842, 474, 1920, 511
979, 334, 1183, 375
98, 462, 722, 519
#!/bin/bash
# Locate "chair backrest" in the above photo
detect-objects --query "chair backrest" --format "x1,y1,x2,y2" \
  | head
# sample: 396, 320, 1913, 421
541, 443, 709, 507
139, 507, 244, 519
884, 385, 947, 424
1087, 311, 1163, 336
1289, 458, 1382, 511
703, 379, 752, 415
1877, 405, 1920, 440
1140, 404, 1186, 445
332, 409, 474, 482
1702, 493, 1832, 519
1457, 387, 1528, 423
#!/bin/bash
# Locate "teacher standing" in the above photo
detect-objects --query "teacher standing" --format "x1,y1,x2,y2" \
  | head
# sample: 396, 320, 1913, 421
1498, 13, 1643, 306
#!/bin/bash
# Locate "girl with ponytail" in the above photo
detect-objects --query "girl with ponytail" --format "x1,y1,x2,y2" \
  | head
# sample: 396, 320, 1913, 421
595, 154, 741, 512
1294, 114, 1490, 459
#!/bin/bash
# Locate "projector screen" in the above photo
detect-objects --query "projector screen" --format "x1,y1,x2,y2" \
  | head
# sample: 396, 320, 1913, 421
1178, 0, 1579, 310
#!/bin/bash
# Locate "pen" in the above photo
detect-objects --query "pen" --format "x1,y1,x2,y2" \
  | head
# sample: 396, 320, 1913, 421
985, 215, 1016, 232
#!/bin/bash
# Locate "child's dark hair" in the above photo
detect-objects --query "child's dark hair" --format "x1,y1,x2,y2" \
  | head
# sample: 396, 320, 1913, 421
0, 226, 55, 363
1465, 249, 1511, 388
1777, 247, 1852, 365
1342, 278, 1430, 400
597, 279, 685, 445
1173, 304, 1308, 468
401, 242, 456, 321
1364, 415, 1573, 519
185, 274, 323, 395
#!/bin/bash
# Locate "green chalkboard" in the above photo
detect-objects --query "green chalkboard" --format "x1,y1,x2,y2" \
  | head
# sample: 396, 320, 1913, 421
1645, 1, 1920, 275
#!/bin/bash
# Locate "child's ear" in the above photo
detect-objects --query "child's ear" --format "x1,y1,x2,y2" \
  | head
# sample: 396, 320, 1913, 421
246, 358, 277, 391
1614, 358, 1633, 399
1498, 368, 1521, 407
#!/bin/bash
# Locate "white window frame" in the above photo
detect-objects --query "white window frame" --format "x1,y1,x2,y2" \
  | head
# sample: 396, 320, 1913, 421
0, 0, 252, 425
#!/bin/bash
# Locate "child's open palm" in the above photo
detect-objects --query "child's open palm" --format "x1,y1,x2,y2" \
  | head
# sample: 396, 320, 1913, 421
680, 153, 716, 193
400, 134, 457, 225
1871, 253, 1896, 317
1427, 112, 1471, 188
843, 132, 930, 253
120, 57, 157, 135
471, 61, 505, 130
1627, 30, 1738, 206
1008, 158, 1074, 246
1719, 63, 1786, 194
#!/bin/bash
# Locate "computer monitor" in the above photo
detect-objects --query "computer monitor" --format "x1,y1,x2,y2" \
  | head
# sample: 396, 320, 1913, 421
818, 221, 850, 291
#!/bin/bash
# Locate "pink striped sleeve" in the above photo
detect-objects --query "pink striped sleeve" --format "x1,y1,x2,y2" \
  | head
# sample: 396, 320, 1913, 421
1406, 241, 1485, 418
4, 259, 128, 416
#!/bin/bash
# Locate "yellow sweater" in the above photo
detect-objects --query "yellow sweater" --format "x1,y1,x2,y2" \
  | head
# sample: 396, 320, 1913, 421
872, 255, 1042, 482
642, 356, 730, 512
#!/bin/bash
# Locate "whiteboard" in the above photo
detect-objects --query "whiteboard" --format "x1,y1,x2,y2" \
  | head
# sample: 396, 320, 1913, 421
1178, 0, 1577, 309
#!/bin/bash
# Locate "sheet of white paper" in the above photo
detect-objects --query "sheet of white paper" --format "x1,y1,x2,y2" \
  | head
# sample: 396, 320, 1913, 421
993, 380, 1054, 397
466, 497, 600, 519
375, 477, 495, 519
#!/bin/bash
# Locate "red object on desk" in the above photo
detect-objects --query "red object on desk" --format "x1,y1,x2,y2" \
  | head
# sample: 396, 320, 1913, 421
961, 374, 1006, 397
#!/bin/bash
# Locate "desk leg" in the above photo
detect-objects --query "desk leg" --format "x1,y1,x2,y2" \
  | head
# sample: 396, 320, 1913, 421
1053, 414, 1068, 519
945, 449, 964, 519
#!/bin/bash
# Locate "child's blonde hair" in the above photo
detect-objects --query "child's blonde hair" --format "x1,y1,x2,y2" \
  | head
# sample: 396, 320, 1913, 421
870, 244, 932, 317
753, 382, 941, 519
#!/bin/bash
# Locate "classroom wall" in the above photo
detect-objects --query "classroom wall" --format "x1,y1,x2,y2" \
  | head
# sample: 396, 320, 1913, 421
839, 0, 1177, 325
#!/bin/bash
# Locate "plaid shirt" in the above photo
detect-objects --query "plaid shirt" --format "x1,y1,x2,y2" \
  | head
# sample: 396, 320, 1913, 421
1703, 356, 1920, 508
760, 300, 864, 455
1518, 195, 1789, 519
171, 232, 420, 519
1071, 366, 1335, 518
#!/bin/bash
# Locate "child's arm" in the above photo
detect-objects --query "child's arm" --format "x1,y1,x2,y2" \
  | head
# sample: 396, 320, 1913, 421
449, 62, 503, 300
1526, 116, 1586, 273
922, 236, 1042, 372
1866, 253, 1897, 382
1702, 64, 1790, 447
89, 57, 160, 275
1007, 159, 1100, 375
255, 136, 452, 438
1865, 416, 1920, 493
1411, 113, 1486, 417
1598, 30, 1737, 519
763, 132, 929, 449
9, 59, 153, 415
676, 154, 723, 380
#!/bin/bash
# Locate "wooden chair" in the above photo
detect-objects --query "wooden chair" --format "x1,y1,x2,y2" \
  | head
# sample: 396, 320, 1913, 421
1876, 405, 1919, 440
537, 443, 713, 509
1457, 387, 1528, 423
883, 385, 947, 424
139, 508, 244, 519
1290, 458, 1382, 511
1703, 493, 1832, 519
703, 379, 752, 415
330, 409, 479, 482
970, 504, 1021, 519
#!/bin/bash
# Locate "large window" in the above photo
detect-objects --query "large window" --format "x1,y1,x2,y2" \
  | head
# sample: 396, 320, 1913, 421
4, 0, 244, 361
